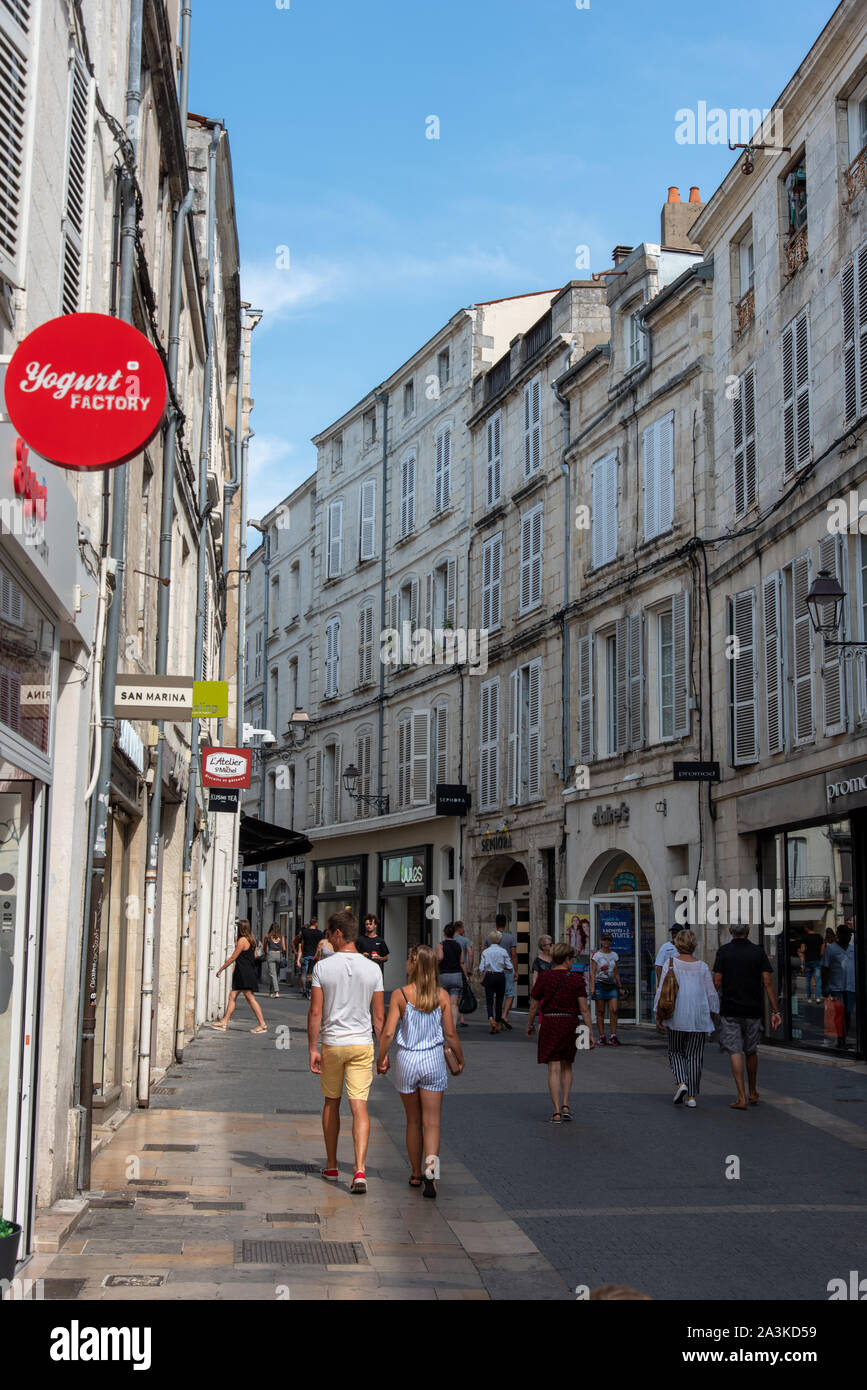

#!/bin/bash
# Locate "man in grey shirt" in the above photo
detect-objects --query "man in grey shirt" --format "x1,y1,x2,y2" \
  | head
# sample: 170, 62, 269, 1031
488, 913, 518, 1029
454, 920, 474, 1026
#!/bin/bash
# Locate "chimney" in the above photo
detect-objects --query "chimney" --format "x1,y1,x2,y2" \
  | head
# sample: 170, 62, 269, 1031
660, 185, 705, 252
612, 245, 633, 265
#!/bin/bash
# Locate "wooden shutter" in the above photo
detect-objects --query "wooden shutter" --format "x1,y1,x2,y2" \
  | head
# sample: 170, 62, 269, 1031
410, 709, 429, 804
507, 669, 519, 804
359, 479, 376, 560
577, 634, 594, 764
524, 505, 542, 607
327, 500, 343, 577
482, 534, 502, 630
734, 368, 757, 515
593, 450, 618, 567
0, 2, 32, 284
445, 557, 457, 626
730, 590, 759, 764
482, 539, 493, 630
763, 572, 784, 754
792, 550, 815, 744
524, 376, 541, 476
487, 412, 502, 506
819, 534, 846, 736
628, 613, 644, 749
527, 658, 542, 799
355, 731, 371, 819
658, 413, 675, 533
434, 703, 448, 785
520, 512, 532, 611
313, 748, 323, 826
397, 715, 411, 807
605, 452, 618, 564
642, 420, 658, 539
358, 604, 373, 686
615, 618, 629, 753
841, 246, 867, 426
409, 576, 419, 631
60, 49, 92, 314
783, 311, 811, 479
331, 742, 342, 823
672, 590, 690, 737
434, 429, 445, 513
325, 617, 339, 696
401, 454, 415, 536
480, 679, 499, 809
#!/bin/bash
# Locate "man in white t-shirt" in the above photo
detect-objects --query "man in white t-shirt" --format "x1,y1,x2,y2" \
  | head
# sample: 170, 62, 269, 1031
308, 908, 384, 1194
655, 927, 682, 985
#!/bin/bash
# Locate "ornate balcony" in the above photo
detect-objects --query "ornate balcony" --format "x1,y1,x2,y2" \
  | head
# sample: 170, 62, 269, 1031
845, 146, 867, 204
785, 225, 808, 278
736, 287, 755, 334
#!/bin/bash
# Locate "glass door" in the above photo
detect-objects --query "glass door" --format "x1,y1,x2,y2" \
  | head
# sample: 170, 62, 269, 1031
591, 896, 637, 1024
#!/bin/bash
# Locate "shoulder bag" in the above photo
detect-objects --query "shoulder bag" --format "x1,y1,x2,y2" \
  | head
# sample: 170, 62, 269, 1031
656, 960, 679, 1022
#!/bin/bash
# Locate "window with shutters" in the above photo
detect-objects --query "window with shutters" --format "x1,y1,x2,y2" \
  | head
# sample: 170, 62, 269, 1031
479, 679, 500, 810
324, 615, 340, 697
323, 742, 341, 824
782, 309, 811, 478
327, 499, 343, 578
604, 632, 618, 756
658, 608, 674, 739
60, 48, 93, 314
396, 709, 430, 808
785, 552, 815, 746
486, 411, 502, 507
577, 633, 594, 765
270, 576, 280, 633
728, 589, 759, 765
288, 561, 300, 619
523, 375, 542, 477
359, 478, 376, 561
591, 450, 618, 568
363, 408, 377, 447
434, 424, 452, 514
733, 368, 757, 516
508, 658, 542, 803
762, 573, 785, 755
427, 559, 456, 633
818, 533, 846, 737
390, 576, 420, 642
481, 533, 502, 632
355, 727, 372, 819
653, 593, 690, 742
841, 244, 867, 426
404, 380, 414, 416
601, 617, 644, 756
310, 750, 323, 826
332, 434, 343, 471
357, 602, 374, 687
288, 656, 298, 712
643, 412, 675, 541
627, 312, 645, 370
400, 451, 416, 538
519, 504, 543, 614
0, 1, 32, 286
847, 74, 867, 163
254, 630, 262, 680
432, 702, 448, 786
437, 347, 450, 387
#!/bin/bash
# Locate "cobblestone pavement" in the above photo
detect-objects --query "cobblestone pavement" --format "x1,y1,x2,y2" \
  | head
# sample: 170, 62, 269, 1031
23, 986, 867, 1301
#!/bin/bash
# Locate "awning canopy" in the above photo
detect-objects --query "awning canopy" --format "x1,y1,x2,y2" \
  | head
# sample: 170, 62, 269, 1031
239, 814, 313, 866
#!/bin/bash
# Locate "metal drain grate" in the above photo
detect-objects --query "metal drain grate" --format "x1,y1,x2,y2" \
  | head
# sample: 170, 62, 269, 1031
266, 1212, 320, 1223
128, 1179, 167, 1186
142, 1143, 198, 1152
89, 1197, 135, 1209
191, 1201, 244, 1211
152, 1087, 177, 1096
264, 1160, 321, 1174
104, 1274, 166, 1288
236, 1239, 364, 1265
135, 1190, 189, 1200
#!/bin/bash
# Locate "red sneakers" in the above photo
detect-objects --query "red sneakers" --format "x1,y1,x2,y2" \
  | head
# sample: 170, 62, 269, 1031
350, 1171, 367, 1194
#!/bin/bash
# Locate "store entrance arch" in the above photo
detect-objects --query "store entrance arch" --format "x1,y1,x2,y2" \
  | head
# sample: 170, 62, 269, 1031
574, 852, 656, 1025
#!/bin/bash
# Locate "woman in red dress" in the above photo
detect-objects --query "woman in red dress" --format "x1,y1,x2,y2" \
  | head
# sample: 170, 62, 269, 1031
527, 942, 592, 1122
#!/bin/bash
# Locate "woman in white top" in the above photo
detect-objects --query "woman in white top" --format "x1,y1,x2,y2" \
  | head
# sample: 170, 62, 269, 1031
478, 930, 515, 1034
653, 928, 720, 1107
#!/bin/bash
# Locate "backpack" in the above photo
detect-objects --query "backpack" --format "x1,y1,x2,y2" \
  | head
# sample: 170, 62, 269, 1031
656, 961, 679, 1021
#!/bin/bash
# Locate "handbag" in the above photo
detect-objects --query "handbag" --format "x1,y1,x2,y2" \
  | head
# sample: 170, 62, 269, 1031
458, 973, 478, 1015
443, 1045, 462, 1076
656, 960, 679, 1022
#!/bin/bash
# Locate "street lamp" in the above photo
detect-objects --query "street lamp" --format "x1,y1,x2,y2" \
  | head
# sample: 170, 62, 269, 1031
286, 709, 309, 749
805, 570, 856, 646
342, 763, 390, 816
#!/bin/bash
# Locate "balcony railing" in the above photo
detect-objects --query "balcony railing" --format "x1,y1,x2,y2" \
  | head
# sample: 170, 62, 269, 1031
785, 225, 808, 277
485, 355, 511, 400
845, 145, 867, 204
523, 310, 553, 362
788, 875, 831, 901
736, 286, 755, 334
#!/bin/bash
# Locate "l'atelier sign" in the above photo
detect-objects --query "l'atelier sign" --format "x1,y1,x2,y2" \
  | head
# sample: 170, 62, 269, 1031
592, 802, 630, 826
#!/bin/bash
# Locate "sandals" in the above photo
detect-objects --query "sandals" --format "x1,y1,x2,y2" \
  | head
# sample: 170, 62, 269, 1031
549, 1111, 562, 1123
422, 1155, 440, 1199
250, 1025, 267, 1033
561, 1105, 573, 1122
409, 1175, 423, 1188
208, 1022, 227, 1031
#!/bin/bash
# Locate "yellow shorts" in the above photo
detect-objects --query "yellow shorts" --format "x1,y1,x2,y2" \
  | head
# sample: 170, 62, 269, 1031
320, 1044, 375, 1101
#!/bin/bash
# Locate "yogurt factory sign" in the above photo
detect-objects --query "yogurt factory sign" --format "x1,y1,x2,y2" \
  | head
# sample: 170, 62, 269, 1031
3, 314, 167, 471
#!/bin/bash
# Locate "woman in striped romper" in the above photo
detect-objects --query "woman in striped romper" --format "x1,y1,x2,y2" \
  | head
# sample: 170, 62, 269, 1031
378, 945, 464, 1197
653, 929, 720, 1107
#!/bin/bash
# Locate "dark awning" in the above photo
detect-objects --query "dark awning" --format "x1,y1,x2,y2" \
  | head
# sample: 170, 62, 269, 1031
239, 814, 313, 866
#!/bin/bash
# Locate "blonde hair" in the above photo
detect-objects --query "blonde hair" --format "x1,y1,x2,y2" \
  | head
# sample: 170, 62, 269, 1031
489, 930, 502, 945
674, 929, 697, 955
408, 944, 440, 1013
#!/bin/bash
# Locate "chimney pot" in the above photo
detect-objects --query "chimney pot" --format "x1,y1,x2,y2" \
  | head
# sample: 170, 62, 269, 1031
667, 186, 681, 203
689, 186, 701, 203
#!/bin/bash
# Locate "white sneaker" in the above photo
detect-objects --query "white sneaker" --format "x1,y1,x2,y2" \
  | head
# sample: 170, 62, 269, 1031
685, 1098, 697, 1108
673, 1083, 688, 1105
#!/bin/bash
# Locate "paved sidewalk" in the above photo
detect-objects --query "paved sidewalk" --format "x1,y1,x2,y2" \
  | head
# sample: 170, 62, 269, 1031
22, 990, 568, 1301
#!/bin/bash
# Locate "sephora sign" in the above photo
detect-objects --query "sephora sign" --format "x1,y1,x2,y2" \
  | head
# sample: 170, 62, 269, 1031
3, 314, 167, 471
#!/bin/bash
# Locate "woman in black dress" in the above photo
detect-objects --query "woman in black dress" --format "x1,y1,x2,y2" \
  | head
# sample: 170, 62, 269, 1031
210, 920, 267, 1032
526, 943, 592, 1121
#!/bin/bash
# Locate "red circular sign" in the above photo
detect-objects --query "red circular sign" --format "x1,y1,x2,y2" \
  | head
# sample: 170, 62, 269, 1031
3, 313, 168, 471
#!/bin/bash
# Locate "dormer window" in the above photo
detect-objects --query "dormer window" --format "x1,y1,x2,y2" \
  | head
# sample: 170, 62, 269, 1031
627, 311, 645, 370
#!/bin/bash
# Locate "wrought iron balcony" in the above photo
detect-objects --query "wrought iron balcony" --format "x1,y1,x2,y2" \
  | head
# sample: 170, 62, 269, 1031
845, 146, 867, 204
785, 225, 808, 277
485, 355, 511, 400
523, 310, 553, 362
788, 875, 831, 901
736, 286, 755, 334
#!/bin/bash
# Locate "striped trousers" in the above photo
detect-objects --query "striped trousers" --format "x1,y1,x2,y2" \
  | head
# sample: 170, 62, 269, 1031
667, 1030, 706, 1096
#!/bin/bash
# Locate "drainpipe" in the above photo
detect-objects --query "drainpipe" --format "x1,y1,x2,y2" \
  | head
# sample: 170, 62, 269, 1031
176, 121, 222, 1065
254, 524, 272, 823
553, 346, 574, 787
77, 0, 144, 1192
373, 389, 389, 806
217, 424, 240, 744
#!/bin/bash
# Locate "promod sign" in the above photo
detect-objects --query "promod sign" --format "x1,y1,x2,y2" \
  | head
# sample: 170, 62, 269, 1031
3, 313, 167, 471
201, 747, 252, 790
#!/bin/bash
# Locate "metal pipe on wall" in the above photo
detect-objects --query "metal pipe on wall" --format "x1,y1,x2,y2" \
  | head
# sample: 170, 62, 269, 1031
374, 389, 389, 805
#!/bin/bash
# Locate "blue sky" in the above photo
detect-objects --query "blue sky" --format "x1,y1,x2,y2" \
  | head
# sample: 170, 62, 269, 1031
192, 0, 839, 523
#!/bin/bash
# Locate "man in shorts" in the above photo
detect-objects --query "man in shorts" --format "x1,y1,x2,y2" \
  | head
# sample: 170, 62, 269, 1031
307, 908, 384, 1193
491, 913, 519, 1028
298, 919, 323, 998
713, 924, 781, 1110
